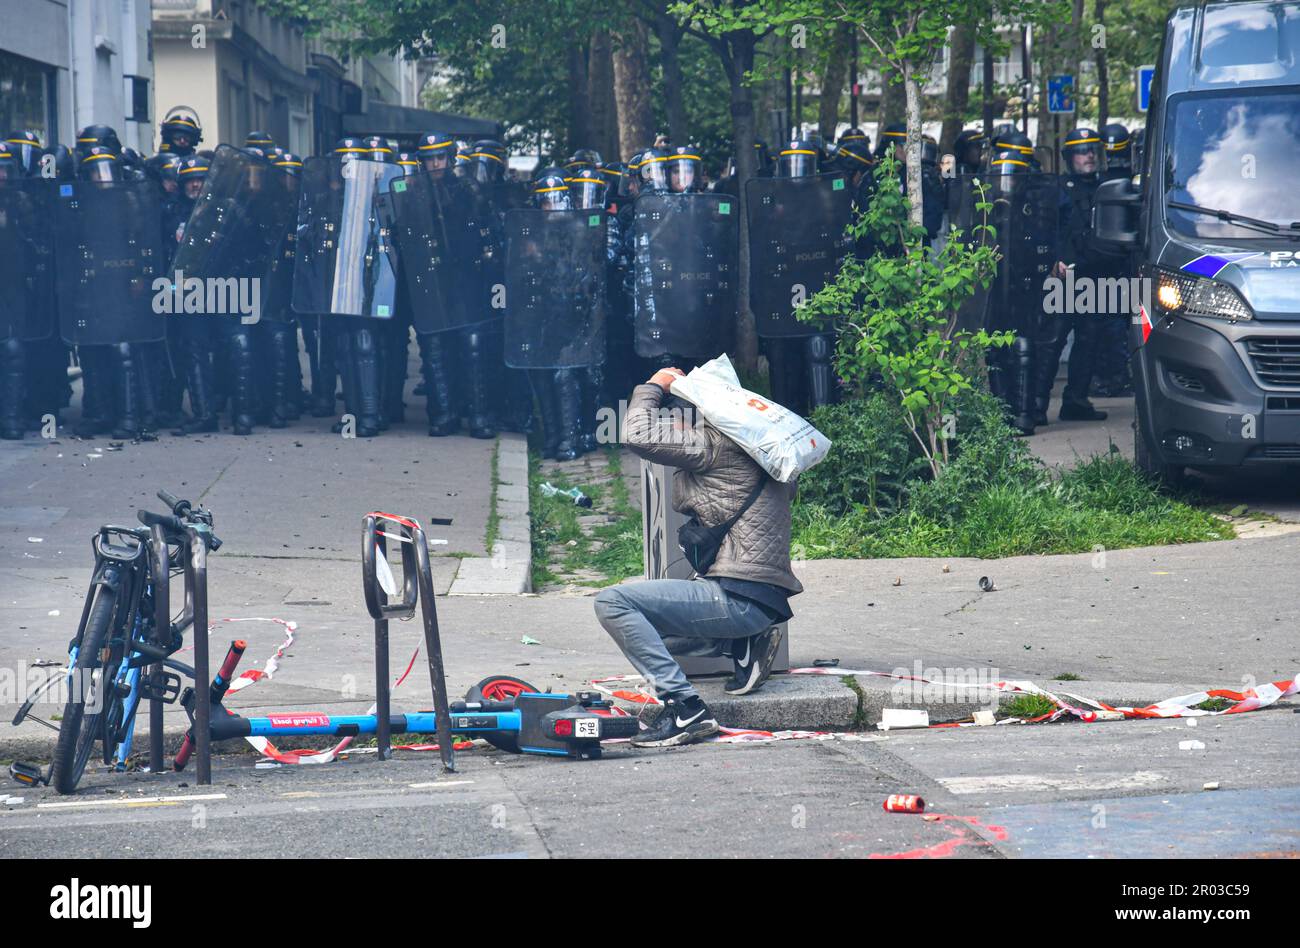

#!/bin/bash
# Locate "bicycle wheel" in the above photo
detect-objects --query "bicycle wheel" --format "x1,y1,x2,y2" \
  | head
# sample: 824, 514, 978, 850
50, 588, 119, 794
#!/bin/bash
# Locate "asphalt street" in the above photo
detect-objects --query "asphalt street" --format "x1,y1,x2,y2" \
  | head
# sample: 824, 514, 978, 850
2, 708, 1294, 859
1, 385, 1297, 859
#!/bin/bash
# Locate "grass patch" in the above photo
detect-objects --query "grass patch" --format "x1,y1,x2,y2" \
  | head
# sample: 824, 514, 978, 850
529, 447, 645, 589
1192, 696, 1233, 712
485, 437, 501, 555
1052, 672, 1083, 681
998, 694, 1059, 720
794, 450, 1233, 560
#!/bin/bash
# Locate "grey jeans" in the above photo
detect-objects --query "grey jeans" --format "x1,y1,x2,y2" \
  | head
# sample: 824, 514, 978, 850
594, 578, 773, 700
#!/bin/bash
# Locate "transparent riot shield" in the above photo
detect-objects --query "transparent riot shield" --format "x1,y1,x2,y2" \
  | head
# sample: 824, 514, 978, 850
54, 179, 166, 345
292, 156, 401, 319
502, 208, 607, 369
745, 173, 852, 338
632, 192, 737, 360
171, 144, 298, 289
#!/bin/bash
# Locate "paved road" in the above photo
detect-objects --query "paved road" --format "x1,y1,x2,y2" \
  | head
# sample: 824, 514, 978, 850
2, 707, 1294, 858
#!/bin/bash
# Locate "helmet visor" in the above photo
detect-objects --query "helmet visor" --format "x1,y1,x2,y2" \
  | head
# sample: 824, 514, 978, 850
778, 149, 817, 177
667, 156, 701, 192
568, 176, 606, 209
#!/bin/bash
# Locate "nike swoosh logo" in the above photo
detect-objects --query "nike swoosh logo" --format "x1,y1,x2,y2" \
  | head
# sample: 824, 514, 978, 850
738, 640, 751, 665
675, 709, 705, 728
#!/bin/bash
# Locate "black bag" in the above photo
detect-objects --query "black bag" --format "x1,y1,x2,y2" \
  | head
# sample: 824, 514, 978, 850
677, 474, 767, 575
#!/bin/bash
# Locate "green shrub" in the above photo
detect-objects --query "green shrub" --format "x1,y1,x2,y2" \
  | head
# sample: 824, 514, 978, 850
799, 397, 923, 517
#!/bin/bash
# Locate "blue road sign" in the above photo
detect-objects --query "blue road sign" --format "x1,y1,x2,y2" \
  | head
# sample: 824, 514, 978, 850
1047, 75, 1075, 114
1137, 65, 1156, 113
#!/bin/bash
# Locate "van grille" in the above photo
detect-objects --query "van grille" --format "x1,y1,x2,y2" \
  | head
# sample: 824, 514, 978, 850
1245, 338, 1300, 387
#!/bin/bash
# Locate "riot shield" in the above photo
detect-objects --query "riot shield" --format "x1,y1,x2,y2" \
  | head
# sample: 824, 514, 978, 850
380, 171, 483, 333
986, 173, 1062, 338
633, 193, 737, 360
54, 179, 166, 345
260, 170, 303, 323
502, 208, 607, 369
745, 173, 852, 338
292, 156, 401, 319
0, 177, 56, 341
171, 145, 298, 297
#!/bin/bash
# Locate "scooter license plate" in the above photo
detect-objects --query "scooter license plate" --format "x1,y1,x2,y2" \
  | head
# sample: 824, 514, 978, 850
574, 718, 600, 738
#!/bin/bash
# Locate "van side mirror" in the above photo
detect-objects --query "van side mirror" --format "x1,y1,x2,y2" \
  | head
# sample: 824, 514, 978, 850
1093, 177, 1141, 252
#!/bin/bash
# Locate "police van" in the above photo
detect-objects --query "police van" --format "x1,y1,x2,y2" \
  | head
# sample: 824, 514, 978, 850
1095, 0, 1300, 484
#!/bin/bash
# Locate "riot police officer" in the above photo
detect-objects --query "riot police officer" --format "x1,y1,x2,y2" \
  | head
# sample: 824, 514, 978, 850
952, 129, 985, 175
171, 154, 220, 434
159, 107, 202, 158
1101, 123, 1132, 180
1034, 128, 1113, 424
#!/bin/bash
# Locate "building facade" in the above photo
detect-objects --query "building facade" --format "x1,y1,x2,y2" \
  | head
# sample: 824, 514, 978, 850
0, 0, 153, 152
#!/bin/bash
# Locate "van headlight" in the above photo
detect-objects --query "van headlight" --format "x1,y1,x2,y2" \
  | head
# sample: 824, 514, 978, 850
1156, 269, 1253, 322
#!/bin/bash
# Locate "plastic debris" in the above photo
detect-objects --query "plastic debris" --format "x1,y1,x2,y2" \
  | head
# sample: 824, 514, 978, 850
539, 482, 592, 508
879, 709, 929, 731
521, 635, 541, 646
1203, 781, 1219, 791
1179, 740, 1206, 751
26, 537, 43, 543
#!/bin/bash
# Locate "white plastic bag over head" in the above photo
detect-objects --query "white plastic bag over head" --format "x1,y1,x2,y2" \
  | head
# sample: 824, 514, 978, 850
668, 354, 831, 482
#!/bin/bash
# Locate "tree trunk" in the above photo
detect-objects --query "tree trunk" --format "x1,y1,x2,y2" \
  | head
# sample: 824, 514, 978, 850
655, 7, 689, 147
879, 69, 905, 129
588, 30, 619, 161
725, 35, 759, 374
1095, 0, 1109, 129
817, 23, 850, 140
1035, 24, 1056, 152
613, 20, 655, 161
567, 43, 591, 159
902, 61, 925, 230
940, 24, 976, 154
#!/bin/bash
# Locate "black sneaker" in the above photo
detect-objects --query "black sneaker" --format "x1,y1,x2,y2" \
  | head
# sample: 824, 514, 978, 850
725, 625, 783, 695
631, 696, 719, 747
1059, 400, 1108, 421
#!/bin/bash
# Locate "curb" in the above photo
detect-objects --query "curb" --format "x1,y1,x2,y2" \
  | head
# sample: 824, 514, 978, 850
448, 433, 532, 595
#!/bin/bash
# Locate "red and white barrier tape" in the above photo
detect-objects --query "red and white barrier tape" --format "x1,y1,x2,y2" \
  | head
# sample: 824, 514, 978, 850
590, 667, 1299, 737
213, 617, 461, 765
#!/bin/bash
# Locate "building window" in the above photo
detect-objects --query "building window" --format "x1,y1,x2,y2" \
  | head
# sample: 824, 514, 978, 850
0, 50, 54, 145
128, 76, 150, 124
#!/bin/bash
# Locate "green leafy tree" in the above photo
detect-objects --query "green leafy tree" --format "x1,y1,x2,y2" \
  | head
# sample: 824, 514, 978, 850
801, 155, 1007, 476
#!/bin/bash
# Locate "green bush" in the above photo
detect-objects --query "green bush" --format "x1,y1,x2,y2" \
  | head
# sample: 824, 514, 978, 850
798, 397, 922, 517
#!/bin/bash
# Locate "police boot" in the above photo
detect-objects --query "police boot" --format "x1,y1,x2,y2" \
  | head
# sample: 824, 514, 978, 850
351, 326, 382, 438
175, 345, 219, 435
806, 333, 837, 412
419, 333, 458, 437
135, 346, 161, 435
463, 330, 497, 440
0, 338, 25, 440
578, 365, 603, 455
228, 329, 257, 436
384, 323, 408, 426
266, 325, 295, 429
532, 370, 561, 459
554, 369, 582, 462
332, 330, 356, 433
1011, 335, 1036, 436
76, 348, 113, 438
310, 321, 338, 418
111, 343, 143, 440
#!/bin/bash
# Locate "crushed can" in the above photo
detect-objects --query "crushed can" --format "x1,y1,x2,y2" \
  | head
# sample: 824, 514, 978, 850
883, 793, 926, 813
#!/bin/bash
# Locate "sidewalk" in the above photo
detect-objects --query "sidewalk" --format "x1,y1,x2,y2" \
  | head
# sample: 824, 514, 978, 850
3, 393, 1296, 759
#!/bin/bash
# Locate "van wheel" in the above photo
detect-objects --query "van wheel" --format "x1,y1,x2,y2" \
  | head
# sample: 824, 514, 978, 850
1134, 413, 1185, 488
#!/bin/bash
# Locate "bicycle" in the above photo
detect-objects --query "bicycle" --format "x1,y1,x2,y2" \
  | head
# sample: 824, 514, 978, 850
10, 489, 221, 794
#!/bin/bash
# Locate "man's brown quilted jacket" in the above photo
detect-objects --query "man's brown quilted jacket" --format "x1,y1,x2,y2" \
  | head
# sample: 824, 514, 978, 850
624, 383, 802, 595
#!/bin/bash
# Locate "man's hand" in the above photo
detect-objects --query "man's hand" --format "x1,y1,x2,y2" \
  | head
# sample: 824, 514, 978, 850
649, 367, 684, 392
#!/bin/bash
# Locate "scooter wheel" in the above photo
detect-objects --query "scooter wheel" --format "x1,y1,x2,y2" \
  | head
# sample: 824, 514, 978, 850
465, 675, 538, 703
464, 676, 539, 754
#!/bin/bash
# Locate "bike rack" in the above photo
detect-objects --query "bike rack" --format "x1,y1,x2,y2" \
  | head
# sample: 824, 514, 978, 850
148, 525, 169, 775
361, 513, 456, 772
185, 524, 211, 785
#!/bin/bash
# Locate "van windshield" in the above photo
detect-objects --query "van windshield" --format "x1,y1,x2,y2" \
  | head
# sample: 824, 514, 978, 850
1164, 88, 1300, 240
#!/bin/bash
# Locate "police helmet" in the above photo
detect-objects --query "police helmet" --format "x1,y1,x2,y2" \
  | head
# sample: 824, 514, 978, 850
666, 146, 703, 192
777, 140, 819, 177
